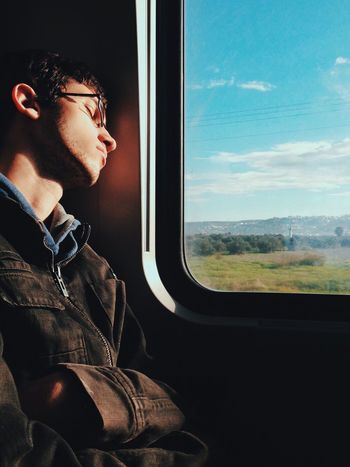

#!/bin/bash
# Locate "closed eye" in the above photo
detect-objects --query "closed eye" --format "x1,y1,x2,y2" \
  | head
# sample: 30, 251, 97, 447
85, 104, 97, 119
83, 104, 99, 126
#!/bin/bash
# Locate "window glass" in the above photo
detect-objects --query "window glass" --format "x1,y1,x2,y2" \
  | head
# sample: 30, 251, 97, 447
184, 0, 350, 294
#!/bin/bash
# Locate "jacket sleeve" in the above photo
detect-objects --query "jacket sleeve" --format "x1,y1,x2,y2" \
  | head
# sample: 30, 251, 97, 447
54, 300, 188, 448
0, 333, 207, 467
56, 363, 186, 447
0, 331, 83, 466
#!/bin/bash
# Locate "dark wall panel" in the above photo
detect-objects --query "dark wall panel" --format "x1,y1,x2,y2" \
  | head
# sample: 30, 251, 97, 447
0, 1, 141, 286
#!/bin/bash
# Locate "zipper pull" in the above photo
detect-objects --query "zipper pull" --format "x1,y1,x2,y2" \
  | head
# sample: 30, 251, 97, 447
109, 267, 118, 280
55, 264, 69, 298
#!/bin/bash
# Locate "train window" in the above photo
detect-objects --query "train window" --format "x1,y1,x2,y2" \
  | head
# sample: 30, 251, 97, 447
137, 0, 350, 323
184, 0, 350, 295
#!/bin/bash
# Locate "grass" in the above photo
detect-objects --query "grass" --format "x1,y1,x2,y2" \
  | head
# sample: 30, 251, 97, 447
185, 249, 350, 294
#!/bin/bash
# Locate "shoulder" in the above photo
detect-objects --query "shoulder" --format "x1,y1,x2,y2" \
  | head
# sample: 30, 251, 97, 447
0, 234, 21, 258
76, 243, 121, 282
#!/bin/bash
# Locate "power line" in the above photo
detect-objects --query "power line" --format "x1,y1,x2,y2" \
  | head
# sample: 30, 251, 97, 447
185, 97, 349, 122
187, 122, 350, 143
187, 101, 350, 127
187, 105, 350, 129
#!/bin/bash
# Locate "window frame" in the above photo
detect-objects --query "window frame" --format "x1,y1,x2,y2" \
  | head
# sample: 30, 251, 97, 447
136, 0, 350, 324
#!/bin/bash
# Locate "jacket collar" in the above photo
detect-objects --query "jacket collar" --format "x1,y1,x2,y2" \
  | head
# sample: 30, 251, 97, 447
0, 195, 90, 266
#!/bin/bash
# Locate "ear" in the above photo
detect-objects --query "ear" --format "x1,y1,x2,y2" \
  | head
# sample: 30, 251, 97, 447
11, 83, 41, 121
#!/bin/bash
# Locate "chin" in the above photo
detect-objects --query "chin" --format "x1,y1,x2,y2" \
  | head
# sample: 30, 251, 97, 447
62, 167, 101, 190
81, 173, 100, 188
75, 160, 102, 187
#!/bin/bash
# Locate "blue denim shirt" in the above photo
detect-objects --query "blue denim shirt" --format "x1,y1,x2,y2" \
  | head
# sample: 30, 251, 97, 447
0, 172, 81, 262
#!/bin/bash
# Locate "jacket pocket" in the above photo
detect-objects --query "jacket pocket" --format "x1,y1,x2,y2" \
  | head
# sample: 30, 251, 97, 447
0, 260, 64, 310
0, 261, 88, 369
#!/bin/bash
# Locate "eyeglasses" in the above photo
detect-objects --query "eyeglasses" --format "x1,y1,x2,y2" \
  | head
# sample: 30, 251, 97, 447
57, 91, 107, 128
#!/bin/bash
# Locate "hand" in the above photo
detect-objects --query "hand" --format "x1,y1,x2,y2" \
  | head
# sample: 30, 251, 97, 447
18, 371, 97, 439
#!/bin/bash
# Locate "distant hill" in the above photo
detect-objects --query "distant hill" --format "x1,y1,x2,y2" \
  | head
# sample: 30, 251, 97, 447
185, 215, 350, 237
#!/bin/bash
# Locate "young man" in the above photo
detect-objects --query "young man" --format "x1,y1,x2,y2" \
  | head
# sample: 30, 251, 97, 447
0, 50, 207, 466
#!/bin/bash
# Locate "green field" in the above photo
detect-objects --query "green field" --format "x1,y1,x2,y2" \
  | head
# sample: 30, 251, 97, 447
185, 249, 350, 294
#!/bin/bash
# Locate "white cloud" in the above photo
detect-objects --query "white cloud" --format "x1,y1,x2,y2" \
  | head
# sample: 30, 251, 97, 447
188, 83, 205, 90
189, 77, 235, 90
335, 56, 350, 65
326, 58, 350, 100
208, 77, 235, 88
189, 77, 276, 92
237, 80, 276, 92
330, 191, 350, 197
333, 83, 350, 101
186, 138, 350, 199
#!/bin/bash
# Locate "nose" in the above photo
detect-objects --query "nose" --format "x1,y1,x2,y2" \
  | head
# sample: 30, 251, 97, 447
98, 127, 117, 153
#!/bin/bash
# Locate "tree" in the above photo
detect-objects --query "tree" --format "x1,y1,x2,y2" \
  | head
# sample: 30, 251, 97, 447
335, 226, 344, 237
227, 237, 249, 255
192, 237, 215, 256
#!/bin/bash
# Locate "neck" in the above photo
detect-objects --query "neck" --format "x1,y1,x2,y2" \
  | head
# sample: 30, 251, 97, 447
0, 153, 63, 221
0, 119, 64, 221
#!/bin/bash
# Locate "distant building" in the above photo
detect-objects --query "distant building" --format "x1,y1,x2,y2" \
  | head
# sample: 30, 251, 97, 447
288, 222, 295, 251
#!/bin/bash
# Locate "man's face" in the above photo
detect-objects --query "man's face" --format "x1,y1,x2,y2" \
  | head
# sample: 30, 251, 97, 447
36, 79, 117, 189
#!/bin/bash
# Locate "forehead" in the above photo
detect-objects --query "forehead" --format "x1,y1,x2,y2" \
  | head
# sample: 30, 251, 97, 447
62, 79, 98, 95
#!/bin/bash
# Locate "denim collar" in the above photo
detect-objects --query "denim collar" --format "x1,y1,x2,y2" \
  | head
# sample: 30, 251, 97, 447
0, 173, 82, 261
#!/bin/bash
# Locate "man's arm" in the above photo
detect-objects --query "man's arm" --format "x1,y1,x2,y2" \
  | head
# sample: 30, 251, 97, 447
0, 334, 207, 466
18, 370, 98, 442
0, 332, 83, 466
19, 363, 186, 448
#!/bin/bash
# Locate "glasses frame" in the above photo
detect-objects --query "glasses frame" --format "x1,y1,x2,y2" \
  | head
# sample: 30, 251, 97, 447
56, 91, 107, 128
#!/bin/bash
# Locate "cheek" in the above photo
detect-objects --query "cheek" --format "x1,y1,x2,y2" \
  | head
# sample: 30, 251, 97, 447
60, 118, 97, 154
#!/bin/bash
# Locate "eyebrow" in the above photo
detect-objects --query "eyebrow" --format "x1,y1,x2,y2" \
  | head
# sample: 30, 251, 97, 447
57, 92, 108, 109
57, 92, 101, 105
57, 92, 100, 97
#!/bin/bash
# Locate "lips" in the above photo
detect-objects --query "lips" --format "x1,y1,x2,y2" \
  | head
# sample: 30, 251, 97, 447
97, 145, 107, 156
97, 146, 107, 166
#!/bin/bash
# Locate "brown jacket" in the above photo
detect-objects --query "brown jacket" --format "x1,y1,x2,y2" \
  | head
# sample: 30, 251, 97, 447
0, 196, 207, 466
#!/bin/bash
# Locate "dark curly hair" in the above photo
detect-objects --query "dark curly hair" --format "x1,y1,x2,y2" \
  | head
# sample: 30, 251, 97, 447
0, 49, 106, 145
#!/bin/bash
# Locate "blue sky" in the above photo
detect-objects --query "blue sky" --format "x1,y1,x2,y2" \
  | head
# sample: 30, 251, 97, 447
184, 0, 350, 222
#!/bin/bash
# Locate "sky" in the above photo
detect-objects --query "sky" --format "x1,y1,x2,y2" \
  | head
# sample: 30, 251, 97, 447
184, 0, 350, 222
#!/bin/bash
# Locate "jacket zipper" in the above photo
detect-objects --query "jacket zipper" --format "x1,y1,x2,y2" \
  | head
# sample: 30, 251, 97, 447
42, 232, 113, 366
42, 223, 91, 299
52, 260, 113, 366
53, 263, 69, 298
67, 298, 113, 366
